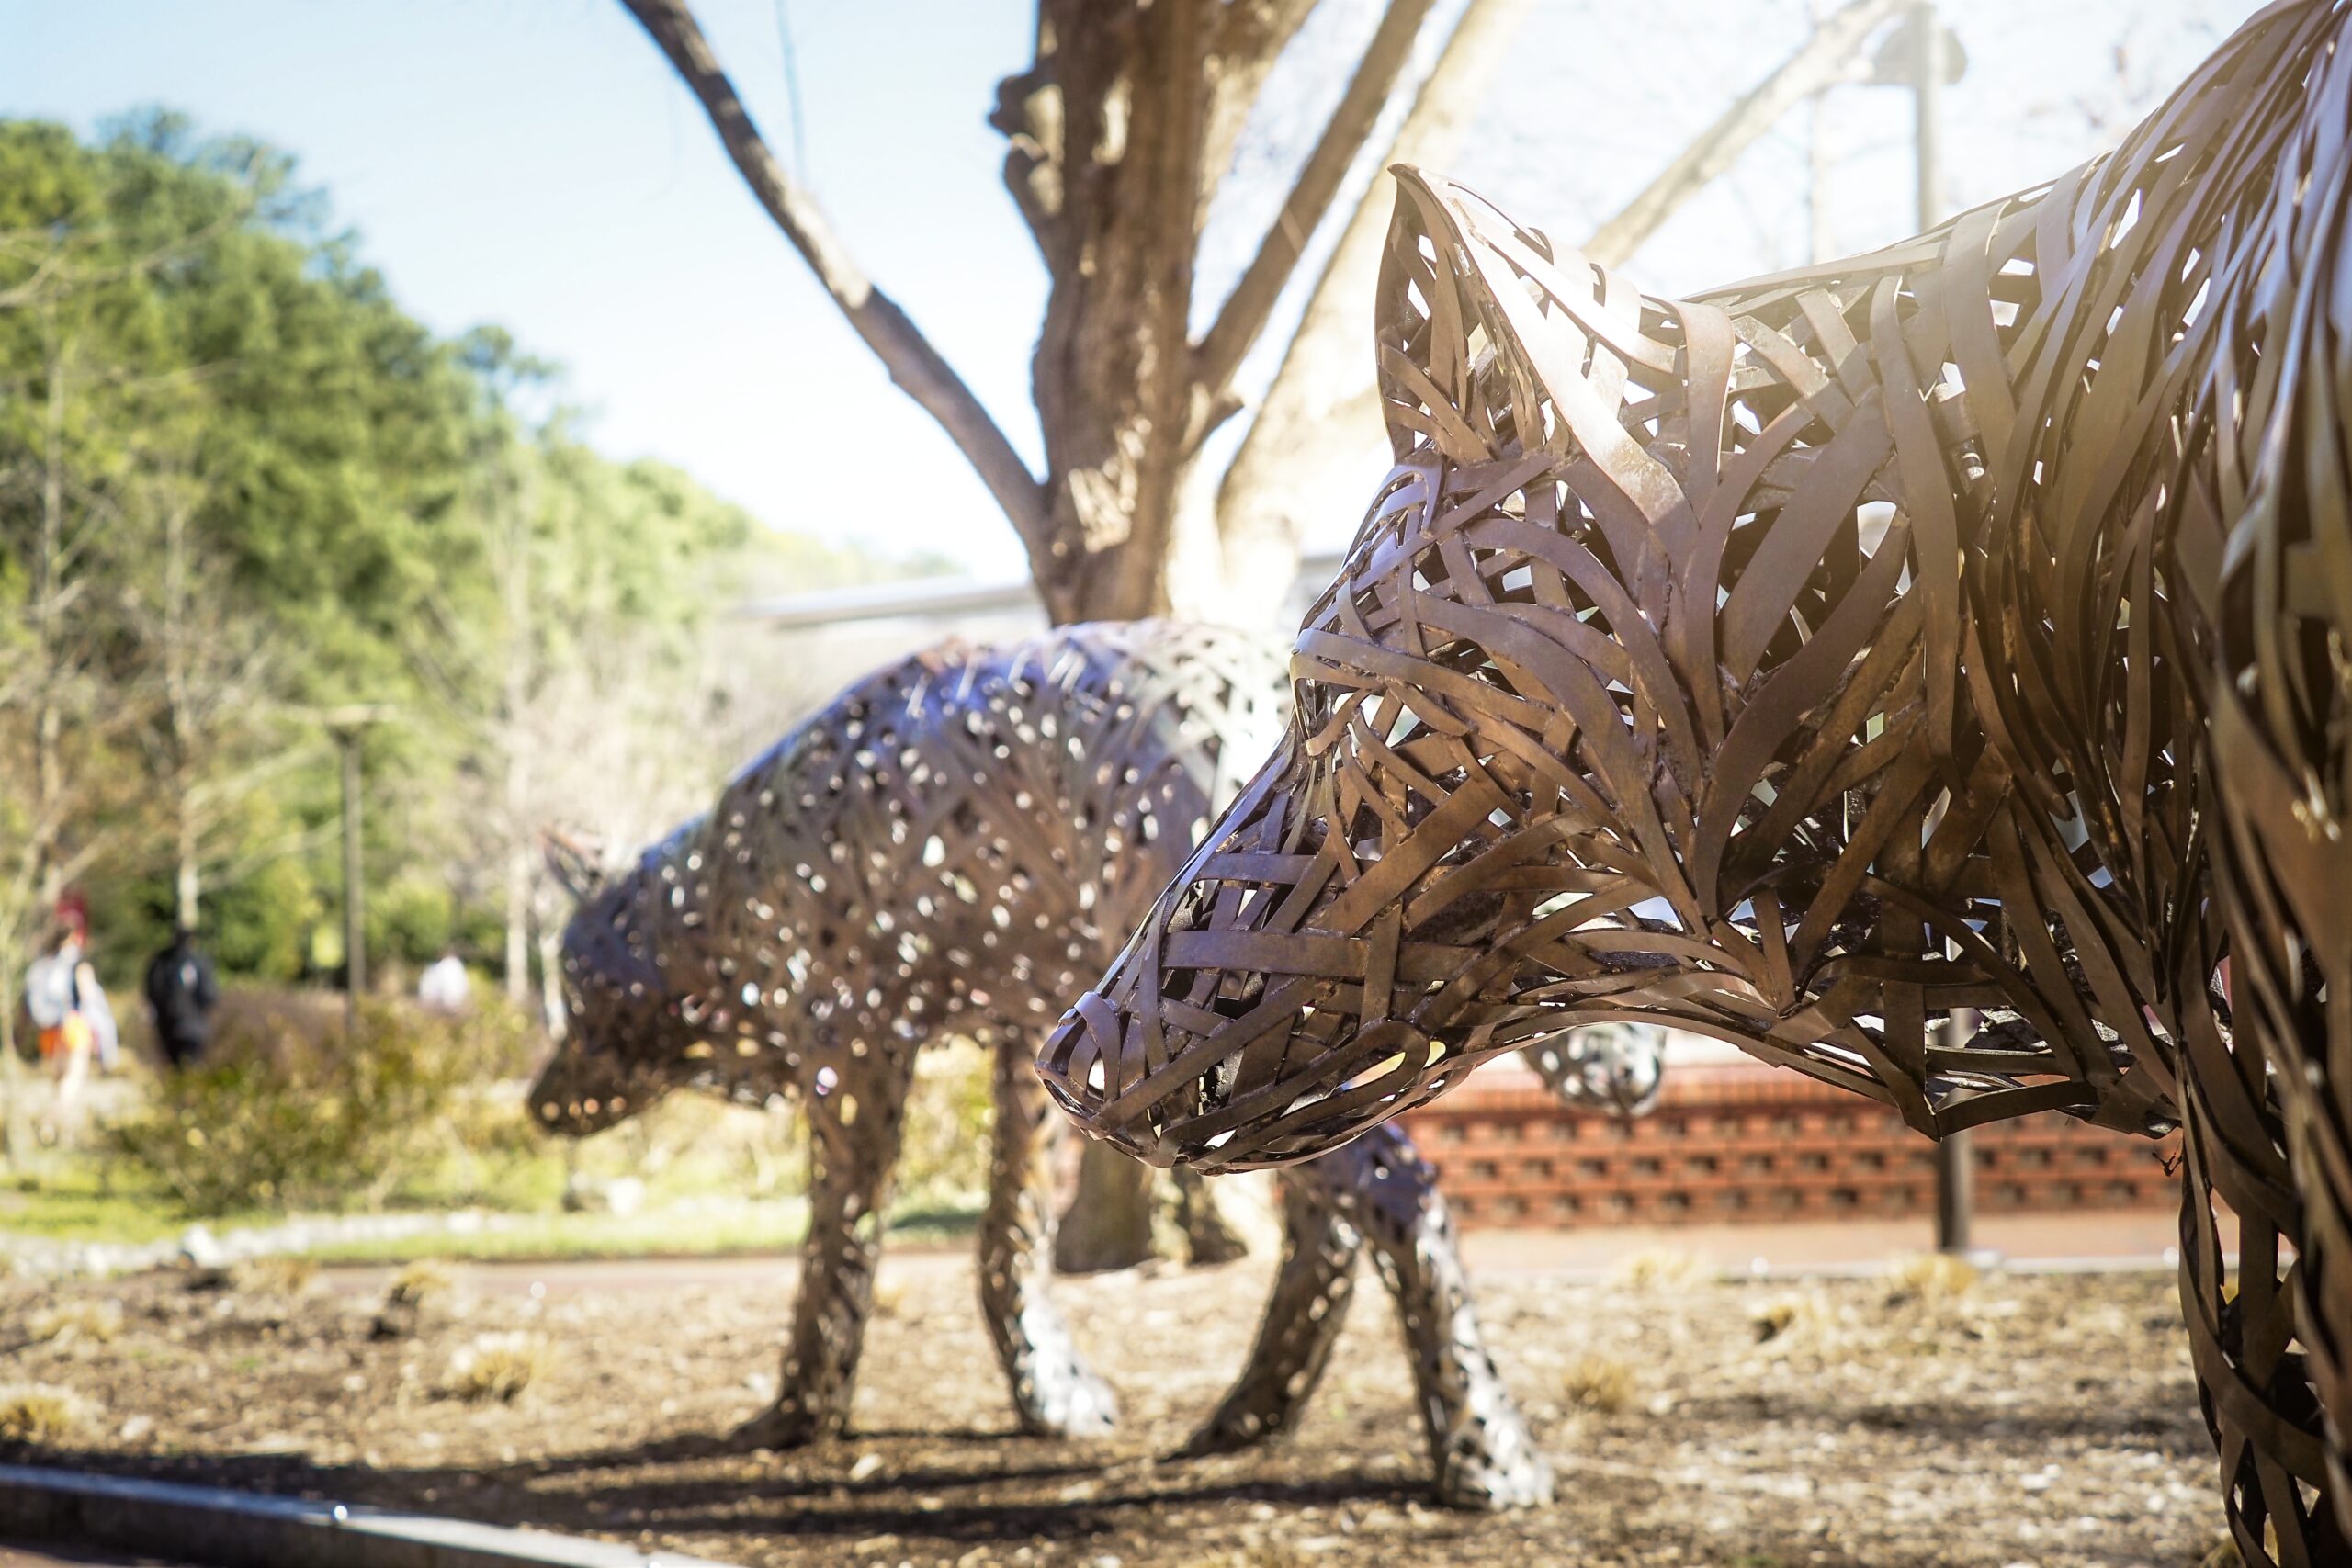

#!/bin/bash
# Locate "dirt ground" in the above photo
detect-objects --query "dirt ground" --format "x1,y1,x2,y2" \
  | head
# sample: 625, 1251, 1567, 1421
0, 1247, 2224, 1567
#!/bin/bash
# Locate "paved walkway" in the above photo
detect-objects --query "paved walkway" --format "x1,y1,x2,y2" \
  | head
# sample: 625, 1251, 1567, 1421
1456, 1206, 2205, 1279
318, 1204, 2199, 1300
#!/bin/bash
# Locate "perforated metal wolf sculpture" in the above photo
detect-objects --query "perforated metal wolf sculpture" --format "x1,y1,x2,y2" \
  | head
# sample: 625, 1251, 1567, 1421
1044, 4, 2352, 1557
534, 621, 1602, 1507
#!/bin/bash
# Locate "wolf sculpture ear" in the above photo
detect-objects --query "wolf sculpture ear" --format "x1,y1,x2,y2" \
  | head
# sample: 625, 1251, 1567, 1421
541, 829, 609, 904
1375, 165, 1553, 468
1375, 164, 1654, 475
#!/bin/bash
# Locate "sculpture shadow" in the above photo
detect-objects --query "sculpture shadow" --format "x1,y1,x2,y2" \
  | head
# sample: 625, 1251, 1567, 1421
7, 1439, 1422, 1552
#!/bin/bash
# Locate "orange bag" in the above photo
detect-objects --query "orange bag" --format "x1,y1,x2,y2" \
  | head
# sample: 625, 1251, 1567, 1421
38, 1012, 92, 1062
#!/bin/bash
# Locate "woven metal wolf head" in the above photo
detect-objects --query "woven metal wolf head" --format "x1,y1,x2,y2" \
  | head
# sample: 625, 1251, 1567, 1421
531, 819, 710, 1134
1043, 160, 2075, 1168
1037, 35, 2334, 1169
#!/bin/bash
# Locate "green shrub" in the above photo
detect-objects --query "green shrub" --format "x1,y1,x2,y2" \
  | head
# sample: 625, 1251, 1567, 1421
894, 1042, 991, 1209
104, 994, 539, 1215
368, 875, 455, 970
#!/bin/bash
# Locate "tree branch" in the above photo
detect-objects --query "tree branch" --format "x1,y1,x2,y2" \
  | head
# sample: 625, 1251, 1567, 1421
1207, 0, 1908, 621
1197, 0, 1329, 211
1199, 0, 1532, 625
1583, 0, 1905, 267
1192, 0, 1439, 401
616, 0, 1055, 564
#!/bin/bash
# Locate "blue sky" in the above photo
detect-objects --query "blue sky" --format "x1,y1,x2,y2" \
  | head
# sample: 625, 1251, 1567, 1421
1, 0, 2258, 581
3, 0, 1051, 576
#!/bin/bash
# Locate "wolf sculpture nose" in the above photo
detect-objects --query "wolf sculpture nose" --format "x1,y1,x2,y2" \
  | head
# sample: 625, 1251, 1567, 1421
1036, 992, 1188, 1168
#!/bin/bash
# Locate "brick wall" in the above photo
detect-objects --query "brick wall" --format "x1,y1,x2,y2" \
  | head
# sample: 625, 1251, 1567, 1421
1399, 1061, 2181, 1229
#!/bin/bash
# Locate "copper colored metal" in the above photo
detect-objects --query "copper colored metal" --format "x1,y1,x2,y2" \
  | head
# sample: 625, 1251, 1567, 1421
2200, 4, 2352, 1532
532, 622, 1557, 1507
1044, 3, 2351, 1552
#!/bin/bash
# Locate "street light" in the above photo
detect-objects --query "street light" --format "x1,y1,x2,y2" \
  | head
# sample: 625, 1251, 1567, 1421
310, 705, 394, 1039
1878, 2, 1977, 1256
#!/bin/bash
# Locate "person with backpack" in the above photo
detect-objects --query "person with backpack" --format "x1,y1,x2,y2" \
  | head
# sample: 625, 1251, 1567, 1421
23, 928, 99, 1118
143, 930, 219, 1069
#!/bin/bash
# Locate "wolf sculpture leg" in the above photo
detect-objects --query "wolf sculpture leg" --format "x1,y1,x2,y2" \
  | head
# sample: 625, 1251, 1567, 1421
1196, 1126, 1551, 1509
1336, 1127, 1553, 1509
737, 1060, 910, 1449
981, 1036, 1119, 1437
2176, 1005, 2347, 1564
1181, 1168, 1365, 1456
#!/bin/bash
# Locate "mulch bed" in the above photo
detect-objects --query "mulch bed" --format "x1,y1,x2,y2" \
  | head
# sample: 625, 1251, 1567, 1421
0, 1249, 2223, 1566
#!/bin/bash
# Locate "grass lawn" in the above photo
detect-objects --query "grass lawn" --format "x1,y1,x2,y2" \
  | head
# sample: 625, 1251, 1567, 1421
1, 1026, 991, 1266
0, 1166, 270, 1245
0, 1165, 980, 1264
296, 1197, 820, 1263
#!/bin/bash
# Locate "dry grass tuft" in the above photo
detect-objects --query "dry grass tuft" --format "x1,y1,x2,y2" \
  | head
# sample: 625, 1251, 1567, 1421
444, 1331, 553, 1404
1750, 1294, 1817, 1345
0, 1385, 90, 1444
1886, 1253, 1978, 1309
1561, 1352, 1637, 1415
2195, 1533, 2245, 1568
235, 1255, 321, 1297
27, 1299, 123, 1346
1610, 1248, 1713, 1292
372, 1259, 458, 1340
387, 1259, 454, 1306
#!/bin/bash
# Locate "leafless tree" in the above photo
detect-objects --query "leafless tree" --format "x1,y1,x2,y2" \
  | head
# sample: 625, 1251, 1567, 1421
114, 453, 290, 941
618, 0, 1906, 625
614, 0, 1915, 1268
0, 310, 148, 1161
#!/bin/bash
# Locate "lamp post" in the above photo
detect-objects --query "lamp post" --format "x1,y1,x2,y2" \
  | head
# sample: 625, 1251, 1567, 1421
1885, 0, 1977, 1255
315, 705, 394, 1038
1908, 3, 1974, 1256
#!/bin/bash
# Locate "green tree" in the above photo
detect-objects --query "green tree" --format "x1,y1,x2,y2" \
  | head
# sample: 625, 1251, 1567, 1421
0, 111, 945, 1092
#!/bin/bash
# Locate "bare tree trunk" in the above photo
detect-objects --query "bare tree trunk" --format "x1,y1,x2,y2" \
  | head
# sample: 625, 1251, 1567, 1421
536, 919, 567, 1040
999, 0, 1215, 623
0, 953, 27, 1170
1002, 0, 1439, 623
164, 491, 199, 934
1052, 1142, 1159, 1275
503, 485, 533, 1003
175, 818, 199, 935
33, 312, 66, 915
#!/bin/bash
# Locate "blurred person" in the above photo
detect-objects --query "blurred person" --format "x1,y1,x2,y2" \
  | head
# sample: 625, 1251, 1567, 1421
22, 926, 101, 1124
79, 954, 118, 1074
417, 947, 470, 1014
143, 930, 220, 1069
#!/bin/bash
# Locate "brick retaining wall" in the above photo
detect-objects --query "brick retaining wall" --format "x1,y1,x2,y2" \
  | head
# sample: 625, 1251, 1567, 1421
1399, 1062, 2182, 1230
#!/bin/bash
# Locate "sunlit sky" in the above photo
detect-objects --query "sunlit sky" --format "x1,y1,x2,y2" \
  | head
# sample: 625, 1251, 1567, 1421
2, 0, 2260, 584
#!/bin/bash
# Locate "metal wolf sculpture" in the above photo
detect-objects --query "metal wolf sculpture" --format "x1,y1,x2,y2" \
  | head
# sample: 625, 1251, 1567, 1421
1043, 4, 2352, 1556
532, 620, 1626, 1508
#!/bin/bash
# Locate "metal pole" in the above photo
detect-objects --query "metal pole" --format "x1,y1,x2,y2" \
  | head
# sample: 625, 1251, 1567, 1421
338, 727, 365, 1039
1911, 1, 1944, 231
1808, 0, 1834, 265
1935, 1010, 1977, 1255
1910, 1, 1972, 1255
